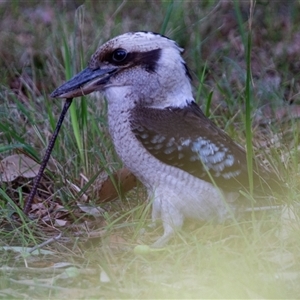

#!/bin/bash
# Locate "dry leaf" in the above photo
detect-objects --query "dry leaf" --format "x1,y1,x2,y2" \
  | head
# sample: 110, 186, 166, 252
97, 168, 137, 202
0, 246, 53, 255
77, 204, 105, 217
0, 154, 40, 182
100, 270, 110, 283
54, 219, 68, 227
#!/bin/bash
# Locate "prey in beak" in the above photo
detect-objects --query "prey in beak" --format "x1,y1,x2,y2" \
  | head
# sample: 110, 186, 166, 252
51, 67, 117, 99
26, 41, 121, 214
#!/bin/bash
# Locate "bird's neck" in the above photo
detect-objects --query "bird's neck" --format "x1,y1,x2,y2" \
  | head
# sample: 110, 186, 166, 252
106, 100, 153, 186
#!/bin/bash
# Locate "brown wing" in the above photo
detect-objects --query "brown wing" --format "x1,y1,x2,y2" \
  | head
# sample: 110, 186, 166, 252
130, 101, 282, 194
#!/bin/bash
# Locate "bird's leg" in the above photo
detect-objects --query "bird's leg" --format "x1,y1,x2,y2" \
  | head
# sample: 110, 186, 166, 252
150, 196, 184, 248
150, 194, 161, 226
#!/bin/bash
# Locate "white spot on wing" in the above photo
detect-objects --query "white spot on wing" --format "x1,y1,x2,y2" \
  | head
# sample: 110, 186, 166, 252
141, 133, 149, 139
188, 137, 237, 175
224, 154, 234, 167
151, 135, 166, 144
164, 146, 176, 154
209, 151, 225, 163
178, 153, 184, 159
181, 138, 191, 147
222, 170, 241, 179
166, 137, 175, 147
154, 144, 163, 150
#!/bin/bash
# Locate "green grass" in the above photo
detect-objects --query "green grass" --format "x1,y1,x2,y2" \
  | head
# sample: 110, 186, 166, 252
0, 1, 300, 299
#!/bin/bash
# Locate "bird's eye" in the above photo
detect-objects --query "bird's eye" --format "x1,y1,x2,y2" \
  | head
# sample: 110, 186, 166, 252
112, 48, 127, 63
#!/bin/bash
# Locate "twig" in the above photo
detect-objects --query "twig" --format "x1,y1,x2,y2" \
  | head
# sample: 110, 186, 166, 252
9, 278, 72, 291
1, 266, 98, 276
15, 232, 62, 260
28, 232, 62, 254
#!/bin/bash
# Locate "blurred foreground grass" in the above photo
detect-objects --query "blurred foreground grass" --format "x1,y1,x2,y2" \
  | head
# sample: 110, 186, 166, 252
0, 1, 300, 299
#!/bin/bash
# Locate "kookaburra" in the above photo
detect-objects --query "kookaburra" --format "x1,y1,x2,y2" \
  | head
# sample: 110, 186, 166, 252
51, 31, 284, 247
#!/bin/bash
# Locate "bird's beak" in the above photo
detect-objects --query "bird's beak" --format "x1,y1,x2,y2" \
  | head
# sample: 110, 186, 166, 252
51, 67, 117, 98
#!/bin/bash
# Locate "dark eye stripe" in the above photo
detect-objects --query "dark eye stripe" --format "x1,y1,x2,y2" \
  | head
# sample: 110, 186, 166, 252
102, 48, 162, 71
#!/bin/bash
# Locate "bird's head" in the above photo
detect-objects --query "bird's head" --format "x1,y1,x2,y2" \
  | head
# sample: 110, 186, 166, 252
51, 31, 193, 108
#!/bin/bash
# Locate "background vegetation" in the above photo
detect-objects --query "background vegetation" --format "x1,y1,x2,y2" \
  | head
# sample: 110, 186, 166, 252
0, 0, 300, 298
